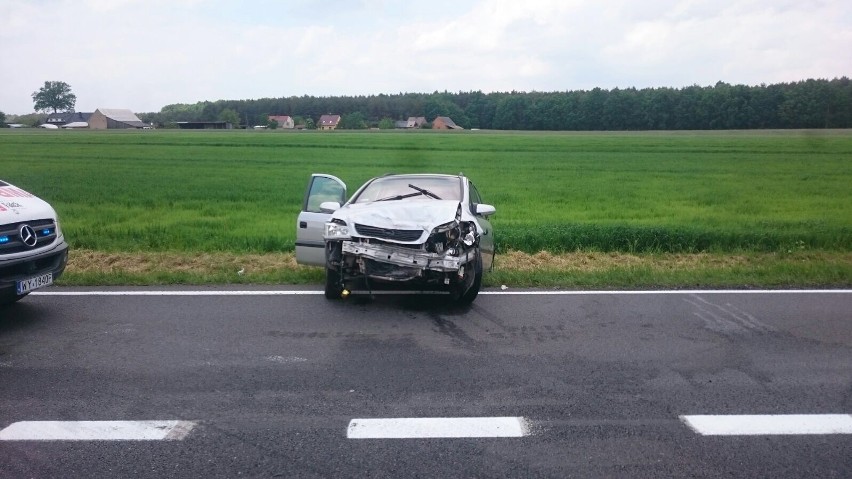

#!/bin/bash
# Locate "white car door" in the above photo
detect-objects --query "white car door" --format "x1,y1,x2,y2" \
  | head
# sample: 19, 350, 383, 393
295, 174, 346, 266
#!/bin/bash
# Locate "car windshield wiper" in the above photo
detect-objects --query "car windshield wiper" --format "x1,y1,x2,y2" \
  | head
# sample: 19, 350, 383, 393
376, 184, 442, 202
407, 184, 441, 199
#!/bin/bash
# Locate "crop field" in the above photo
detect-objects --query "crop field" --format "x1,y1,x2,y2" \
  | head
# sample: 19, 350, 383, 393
1, 129, 850, 256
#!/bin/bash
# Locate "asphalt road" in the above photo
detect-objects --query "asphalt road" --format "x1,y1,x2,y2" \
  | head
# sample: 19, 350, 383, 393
1, 287, 850, 478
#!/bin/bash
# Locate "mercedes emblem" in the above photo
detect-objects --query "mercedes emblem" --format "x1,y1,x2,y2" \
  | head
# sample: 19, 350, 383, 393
19, 224, 38, 247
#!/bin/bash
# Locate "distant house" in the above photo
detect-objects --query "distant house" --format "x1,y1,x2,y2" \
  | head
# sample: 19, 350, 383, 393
407, 116, 427, 128
176, 121, 233, 130
268, 115, 295, 129
88, 109, 147, 129
395, 117, 427, 129
45, 112, 70, 126
45, 111, 92, 127
318, 114, 341, 130
432, 116, 463, 130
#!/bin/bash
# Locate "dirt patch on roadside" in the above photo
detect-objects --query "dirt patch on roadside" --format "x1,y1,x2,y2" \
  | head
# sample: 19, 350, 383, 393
69, 249, 307, 275
66, 249, 850, 281
495, 250, 752, 272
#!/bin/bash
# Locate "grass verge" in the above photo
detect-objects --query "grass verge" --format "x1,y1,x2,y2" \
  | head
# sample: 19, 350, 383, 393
60, 249, 852, 289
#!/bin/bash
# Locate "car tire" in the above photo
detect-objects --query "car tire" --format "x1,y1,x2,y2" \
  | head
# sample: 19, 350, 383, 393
325, 267, 344, 300
455, 251, 482, 305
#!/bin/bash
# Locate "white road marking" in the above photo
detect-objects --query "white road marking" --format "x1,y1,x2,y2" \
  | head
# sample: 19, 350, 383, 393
266, 355, 308, 364
680, 414, 852, 435
31, 289, 852, 296
347, 417, 530, 439
0, 420, 196, 441
483, 290, 852, 295
32, 290, 324, 296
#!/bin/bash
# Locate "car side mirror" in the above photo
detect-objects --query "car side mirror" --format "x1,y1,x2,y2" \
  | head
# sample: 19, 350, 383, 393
319, 201, 341, 213
475, 204, 496, 216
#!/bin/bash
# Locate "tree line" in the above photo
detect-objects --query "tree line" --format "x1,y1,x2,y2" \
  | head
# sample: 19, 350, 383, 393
6, 78, 850, 130
138, 78, 852, 131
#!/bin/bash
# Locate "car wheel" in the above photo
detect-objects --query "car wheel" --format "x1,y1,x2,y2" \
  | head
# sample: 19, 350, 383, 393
325, 267, 344, 300
454, 251, 482, 305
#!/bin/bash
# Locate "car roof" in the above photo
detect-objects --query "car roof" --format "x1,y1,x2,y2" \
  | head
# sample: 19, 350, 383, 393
378, 173, 463, 180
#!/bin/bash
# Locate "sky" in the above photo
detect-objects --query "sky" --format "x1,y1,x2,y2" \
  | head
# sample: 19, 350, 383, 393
1, 0, 850, 114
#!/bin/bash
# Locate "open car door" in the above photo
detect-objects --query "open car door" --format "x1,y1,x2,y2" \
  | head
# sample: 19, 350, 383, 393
295, 174, 346, 266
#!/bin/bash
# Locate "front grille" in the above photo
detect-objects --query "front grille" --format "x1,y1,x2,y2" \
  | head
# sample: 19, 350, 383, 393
0, 219, 58, 255
354, 224, 422, 242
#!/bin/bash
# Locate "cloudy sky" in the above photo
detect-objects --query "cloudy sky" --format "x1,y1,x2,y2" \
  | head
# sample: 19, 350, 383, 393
1, 0, 849, 114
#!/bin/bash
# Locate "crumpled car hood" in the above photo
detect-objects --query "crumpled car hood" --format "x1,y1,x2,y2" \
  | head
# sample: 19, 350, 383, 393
334, 200, 460, 240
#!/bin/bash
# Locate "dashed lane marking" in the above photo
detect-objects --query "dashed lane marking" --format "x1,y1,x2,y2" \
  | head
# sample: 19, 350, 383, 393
347, 417, 530, 439
680, 414, 852, 436
4, 416, 850, 440
0, 420, 196, 441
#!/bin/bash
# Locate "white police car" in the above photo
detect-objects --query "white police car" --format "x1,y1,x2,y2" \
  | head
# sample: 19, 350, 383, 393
0, 180, 68, 306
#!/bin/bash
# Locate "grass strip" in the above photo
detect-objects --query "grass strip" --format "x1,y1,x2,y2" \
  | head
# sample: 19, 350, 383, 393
60, 249, 852, 289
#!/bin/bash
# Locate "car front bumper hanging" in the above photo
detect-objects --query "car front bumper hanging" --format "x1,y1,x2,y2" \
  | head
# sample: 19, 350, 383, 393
341, 241, 475, 272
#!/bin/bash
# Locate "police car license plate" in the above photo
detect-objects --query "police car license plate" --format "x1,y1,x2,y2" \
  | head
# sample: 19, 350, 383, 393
16, 273, 53, 295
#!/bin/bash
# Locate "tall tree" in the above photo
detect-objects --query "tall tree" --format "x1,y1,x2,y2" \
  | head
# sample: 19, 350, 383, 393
339, 111, 367, 129
218, 108, 241, 127
31, 81, 77, 113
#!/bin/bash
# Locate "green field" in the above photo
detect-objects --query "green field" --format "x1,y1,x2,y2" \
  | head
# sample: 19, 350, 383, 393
2, 129, 850, 256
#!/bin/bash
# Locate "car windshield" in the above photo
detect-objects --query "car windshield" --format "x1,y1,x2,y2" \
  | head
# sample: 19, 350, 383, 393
352, 176, 462, 203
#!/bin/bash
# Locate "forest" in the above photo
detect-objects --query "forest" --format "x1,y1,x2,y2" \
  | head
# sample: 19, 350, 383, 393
140, 77, 852, 131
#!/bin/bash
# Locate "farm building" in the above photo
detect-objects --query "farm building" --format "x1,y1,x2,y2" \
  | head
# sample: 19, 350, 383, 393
88, 109, 147, 129
407, 116, 427, 128
432, 116, 463, 130
318, 115, 341, 130
45, 111, 92, 127
268, 115, 295, 129
395, 117, 428, 129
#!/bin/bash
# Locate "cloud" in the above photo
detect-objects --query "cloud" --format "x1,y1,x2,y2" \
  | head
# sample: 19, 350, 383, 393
0, 0, 849, 114
598, 1, 852, 87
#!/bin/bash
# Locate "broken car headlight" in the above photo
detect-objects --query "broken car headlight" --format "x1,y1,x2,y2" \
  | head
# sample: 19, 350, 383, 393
463, 231, 476, 246
431, 220, 458, 235
324, 220, 351, 240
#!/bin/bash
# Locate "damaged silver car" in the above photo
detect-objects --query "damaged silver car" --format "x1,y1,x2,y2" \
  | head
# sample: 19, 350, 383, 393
295, 173, 496, 303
